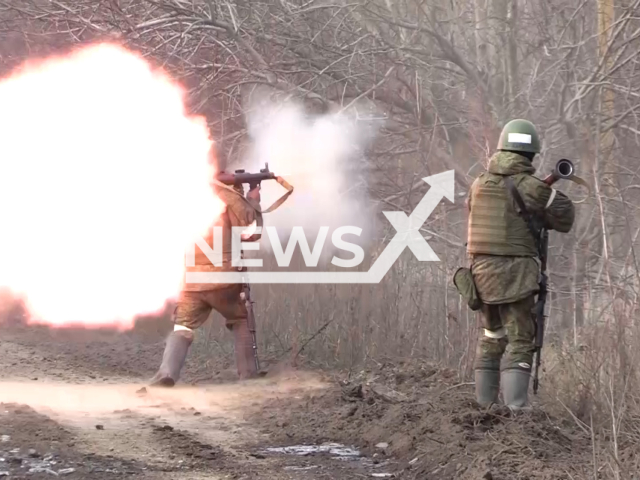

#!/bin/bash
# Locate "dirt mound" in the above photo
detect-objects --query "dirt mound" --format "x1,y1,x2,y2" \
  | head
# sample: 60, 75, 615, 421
247, 360, 595, 479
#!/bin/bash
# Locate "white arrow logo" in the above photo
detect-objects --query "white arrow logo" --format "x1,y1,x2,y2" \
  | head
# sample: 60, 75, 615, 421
186, 170, 455, 284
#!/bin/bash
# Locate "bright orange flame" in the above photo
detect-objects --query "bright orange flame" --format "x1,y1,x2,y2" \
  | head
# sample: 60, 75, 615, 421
0, 43, 225, 330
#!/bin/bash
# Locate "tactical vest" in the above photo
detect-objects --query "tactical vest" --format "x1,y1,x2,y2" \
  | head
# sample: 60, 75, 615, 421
467, 173, 538, 257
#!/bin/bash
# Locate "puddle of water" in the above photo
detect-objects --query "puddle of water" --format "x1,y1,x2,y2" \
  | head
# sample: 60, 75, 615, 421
263, 443, 360, 458
263, 442, 397, 478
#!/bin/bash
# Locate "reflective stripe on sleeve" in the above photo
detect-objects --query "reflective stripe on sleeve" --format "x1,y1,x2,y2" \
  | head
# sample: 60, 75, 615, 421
483, 327, 506, 339
545, 188, 557, 209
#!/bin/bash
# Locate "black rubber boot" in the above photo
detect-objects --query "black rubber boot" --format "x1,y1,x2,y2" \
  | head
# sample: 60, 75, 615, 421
475, 369, 500, 407
502, 369, 531, 410
149, 330, 193, 387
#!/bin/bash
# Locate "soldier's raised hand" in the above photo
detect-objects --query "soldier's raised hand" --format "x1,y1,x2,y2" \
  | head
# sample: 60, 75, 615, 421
247, 185, 261, 204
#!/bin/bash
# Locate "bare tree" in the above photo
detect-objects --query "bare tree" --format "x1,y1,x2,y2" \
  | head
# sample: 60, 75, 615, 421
2, 2, 640, 467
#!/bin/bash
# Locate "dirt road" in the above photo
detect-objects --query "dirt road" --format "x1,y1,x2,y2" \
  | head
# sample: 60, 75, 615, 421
0, 325, 395, 479
0, 323, 608, 479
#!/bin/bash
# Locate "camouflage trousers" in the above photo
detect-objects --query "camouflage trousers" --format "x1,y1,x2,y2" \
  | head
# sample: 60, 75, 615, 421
474, 294, 536, 372
173, 285, 256, 377
174, 285, 247, 330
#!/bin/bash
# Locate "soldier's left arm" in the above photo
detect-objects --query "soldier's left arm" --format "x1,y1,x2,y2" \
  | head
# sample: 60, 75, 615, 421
519, 176, 575, 233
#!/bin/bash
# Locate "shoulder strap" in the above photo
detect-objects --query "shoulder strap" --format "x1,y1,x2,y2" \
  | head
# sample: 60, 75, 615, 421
211, 177, 294, 214
503, 176, 540, 243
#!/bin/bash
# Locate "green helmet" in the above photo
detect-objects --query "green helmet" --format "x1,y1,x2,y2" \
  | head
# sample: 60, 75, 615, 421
496, 119, 541, 154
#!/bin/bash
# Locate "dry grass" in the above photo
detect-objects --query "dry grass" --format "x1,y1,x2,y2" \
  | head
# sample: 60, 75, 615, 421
1, 1, 640, 477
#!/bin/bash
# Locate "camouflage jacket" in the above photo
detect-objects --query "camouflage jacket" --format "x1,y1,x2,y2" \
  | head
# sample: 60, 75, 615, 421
467, 151, 575, 304
182, 184, 262, 292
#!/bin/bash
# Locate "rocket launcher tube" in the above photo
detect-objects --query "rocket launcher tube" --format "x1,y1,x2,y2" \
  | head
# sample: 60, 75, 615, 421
212, 162, 294, 213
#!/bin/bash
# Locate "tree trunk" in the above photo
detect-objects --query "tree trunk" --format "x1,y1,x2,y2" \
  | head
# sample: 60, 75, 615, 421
474, 0, 490, 77
506, 0, 519, 114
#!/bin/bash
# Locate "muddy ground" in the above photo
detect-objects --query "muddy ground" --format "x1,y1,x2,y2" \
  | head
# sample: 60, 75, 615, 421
0, 320, 625, 479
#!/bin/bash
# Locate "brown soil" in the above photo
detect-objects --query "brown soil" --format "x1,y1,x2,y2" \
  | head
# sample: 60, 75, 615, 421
0, 322, 607, 479
246, 361, 598, 479
0, 402, 148, 479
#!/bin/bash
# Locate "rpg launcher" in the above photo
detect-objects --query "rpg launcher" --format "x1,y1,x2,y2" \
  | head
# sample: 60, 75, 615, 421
531, 159, 589, 395
213, 162, 294, 213
216, 163, 277, 190
541, 159, 590, 200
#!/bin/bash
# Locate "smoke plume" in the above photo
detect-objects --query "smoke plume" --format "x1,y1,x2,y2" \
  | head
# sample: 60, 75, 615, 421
233, 97, 380, 260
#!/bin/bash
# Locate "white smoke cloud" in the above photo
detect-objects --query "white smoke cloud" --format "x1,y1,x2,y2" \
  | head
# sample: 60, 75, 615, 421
230, 97, 382, 262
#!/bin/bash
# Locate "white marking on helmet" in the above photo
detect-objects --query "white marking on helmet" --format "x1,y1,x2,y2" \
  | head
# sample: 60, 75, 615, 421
508, 133, 532, 144
518, 362, 530, 369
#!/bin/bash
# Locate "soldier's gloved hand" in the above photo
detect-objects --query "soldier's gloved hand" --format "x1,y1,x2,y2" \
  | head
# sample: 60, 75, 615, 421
247, 185, 261, 204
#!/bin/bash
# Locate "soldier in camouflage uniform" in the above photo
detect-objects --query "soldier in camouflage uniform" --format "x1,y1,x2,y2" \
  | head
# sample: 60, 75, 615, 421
149, 156, 263, 387
466, 119, 575, 409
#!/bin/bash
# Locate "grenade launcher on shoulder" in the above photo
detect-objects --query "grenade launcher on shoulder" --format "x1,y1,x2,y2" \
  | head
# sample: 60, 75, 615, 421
541, 159, 590, 199
542, 158, 574, 185
215, 163, 278, 190
213, 162, 294, 214
531, 158, 589, 395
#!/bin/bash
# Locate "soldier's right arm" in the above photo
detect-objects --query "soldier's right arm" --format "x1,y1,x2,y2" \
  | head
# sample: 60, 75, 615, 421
518, 176, 575, 233
213, 185, 263, 241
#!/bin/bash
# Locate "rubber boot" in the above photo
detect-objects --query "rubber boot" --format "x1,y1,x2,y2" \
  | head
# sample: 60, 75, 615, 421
149, 330, 193, 387
475, 369, 500, 407
232, 319, 259, 380
501, 369, 531, 410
